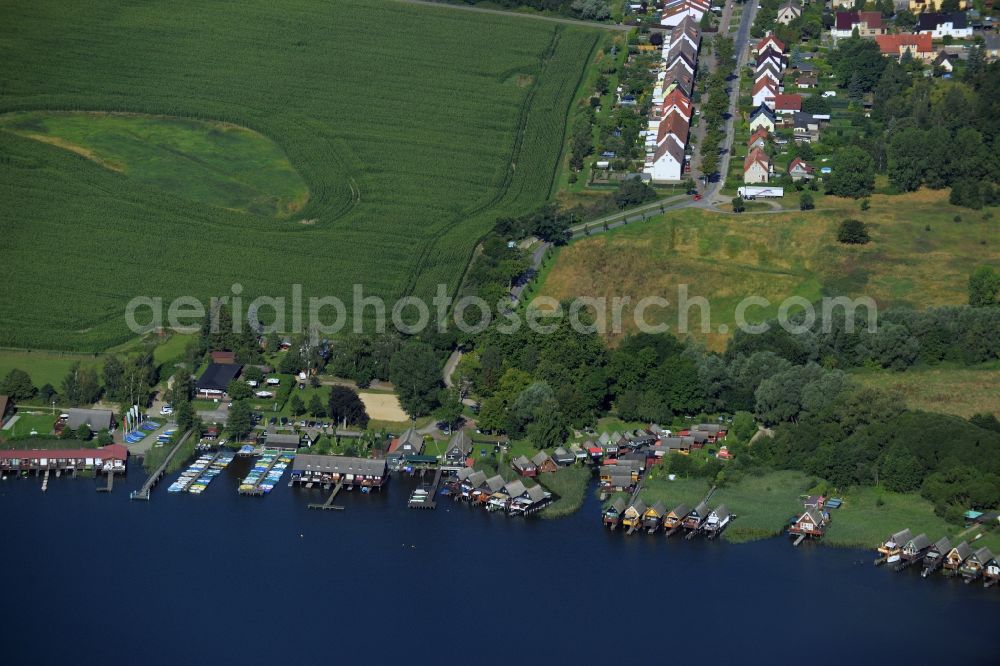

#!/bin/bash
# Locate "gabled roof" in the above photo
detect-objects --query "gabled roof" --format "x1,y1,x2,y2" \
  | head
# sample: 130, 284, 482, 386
627, 499, 647, 516
524, 484, 547, 503
485, 474, 506, 491
503, 479, 526, 497
65, 408, 115, 431
709, 504, 730, 521
875, 34, 933, 56
970, 546, 994, 565
773, 94, 802, 112
751, 77, 778, 97
445, 430, 473, 457
917, 12, 967, 31
747, 128, 770, 146
755, 61, 781, 80
389, 427, 423, 455
647, 500, 667, 516
905, 533, 931, 552
798, 508, 826, 525
744, 148, 770, 172
949, 541, 973, 560
605, 497, 627, 514
836, 11, 882, 30
656, 109, 690, 147
531, 450, 552, 467
788, 157, 814, 174
512, 455, 535, 470
755, 33, 785, 53
930, 536, 952, 555
668, 503, 690, 518
196, 362, 243, 392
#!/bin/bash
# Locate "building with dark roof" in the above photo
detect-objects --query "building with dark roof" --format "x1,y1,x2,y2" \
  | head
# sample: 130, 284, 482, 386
195, 362, 243, 396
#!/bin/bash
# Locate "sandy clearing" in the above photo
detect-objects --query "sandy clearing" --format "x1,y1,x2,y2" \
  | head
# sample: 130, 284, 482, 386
358, 391, 408, 422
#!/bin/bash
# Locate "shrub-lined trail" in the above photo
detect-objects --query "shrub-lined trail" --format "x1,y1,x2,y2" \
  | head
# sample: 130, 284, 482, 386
0, 0, 599, 350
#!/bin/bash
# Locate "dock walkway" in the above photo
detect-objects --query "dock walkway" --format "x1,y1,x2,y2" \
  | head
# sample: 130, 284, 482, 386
130, 430, 192, 501
308, 480, 345, 511
408, 468, 443, 509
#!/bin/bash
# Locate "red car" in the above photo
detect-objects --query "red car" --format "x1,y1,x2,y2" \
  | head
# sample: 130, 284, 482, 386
693, 194, 702, 201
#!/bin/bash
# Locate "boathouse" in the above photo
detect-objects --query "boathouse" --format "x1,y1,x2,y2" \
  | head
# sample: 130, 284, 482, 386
704, 504, 731, 535
474, 474, 506, 503
512, 455, 537, 478
603, 497, 627, 527
664, 503, 690, 530
65, 408, 115, 432
944, 541, 973, 572
510, 484, 550, 515
683, 501, 710, 530
552, 447, 576, 466
291, 454, 388, 488
960, 547, 993, 581
878, 528, 913, 558
622, 499, 647, 530
0, 443, 127, 473
922, 537, 951, 571
901, 533, 931, 562
489, 480, 526, 511
531, 451, 558, 474
985, 557, 1000, 587
264, 433, 301, 452
643, 501, 666, 531
788, 508, 829, 538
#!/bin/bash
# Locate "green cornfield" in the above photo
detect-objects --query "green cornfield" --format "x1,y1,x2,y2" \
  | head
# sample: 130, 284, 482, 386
0, 0, 600, 351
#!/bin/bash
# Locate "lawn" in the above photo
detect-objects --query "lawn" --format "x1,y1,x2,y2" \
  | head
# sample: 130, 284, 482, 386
0, 0, 600, 351
0, 112, 309, 217
537, 189, 999, 349
1, 411, 58, 439
0, 350, 102, 390
824, 486, 1000, 553
850, 362, 1000, 418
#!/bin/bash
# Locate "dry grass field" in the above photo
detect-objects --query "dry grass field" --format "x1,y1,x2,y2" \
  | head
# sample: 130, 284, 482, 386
851, 362, 1000, 418
538, 190, 999, 349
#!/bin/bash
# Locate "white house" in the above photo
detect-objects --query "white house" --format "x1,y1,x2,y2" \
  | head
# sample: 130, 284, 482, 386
744, 148, 772, 184
660, 0, 711, 27
916, 12, 973, 39
776, 1, 802, 25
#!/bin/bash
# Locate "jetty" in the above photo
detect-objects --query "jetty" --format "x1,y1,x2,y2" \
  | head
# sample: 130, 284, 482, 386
96, 470, 115, 493
130, 430, 192, 501
308, 479, 346, 511
408, 467, 442, 509
41, 469, 49, 492
238, 452, 292, 496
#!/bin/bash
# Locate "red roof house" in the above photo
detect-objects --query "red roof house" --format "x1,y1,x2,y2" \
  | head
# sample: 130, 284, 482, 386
773, 93, 802, 114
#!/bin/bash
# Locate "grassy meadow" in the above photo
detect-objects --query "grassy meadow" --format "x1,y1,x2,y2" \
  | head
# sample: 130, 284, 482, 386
851, 362, 1000, 418
0, 0, 600, 351
0, 112, 309, 217
538, 190, 999, 349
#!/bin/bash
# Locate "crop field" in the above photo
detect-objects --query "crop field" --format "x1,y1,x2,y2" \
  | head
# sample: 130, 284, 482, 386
0, 0, 600, 351
538, 190, 999, 349
851, 361, 1000, 418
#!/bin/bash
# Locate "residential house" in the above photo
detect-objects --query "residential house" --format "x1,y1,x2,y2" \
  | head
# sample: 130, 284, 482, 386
386, 427, 423, 470
744, 148, 772, 184
751, 77, 778, 109
795, 74, 817, 89
604, 497, 627, 527
660, 0, 710, 27
792, 111, 821, 143
959, 547, 994, 581
752, 33, 785, 56
660, 436, 692, 454
875, 34, 934, 62
622, 499, 648, 529
776, 0, 802, 25
747, 128, 770, 151
209, 350, 236, 364
917, 12, 972, 39
663, 503, 690, 530
908, 0, 967, 13
788, 157, 815, 180
756, 47, 787, 72
531, 450, 559, 474
832, 12, 886, 40
932, 50, 955, 73
749, 105, 776, 133
264, 433, 301, 452
754, 60, 782, 87
512, 455, 537, 478
443, 430, 473, 469
983, 35, 1000, 63
944, 541, 973, 572
773, 93, 802, 115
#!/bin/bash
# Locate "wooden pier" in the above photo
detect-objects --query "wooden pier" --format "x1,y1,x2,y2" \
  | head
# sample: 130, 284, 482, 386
307, 480, 345, 511
130, 430, 192, 501
96, 471, 115, 493
41, 469, 49, 492
408, 468, 442, 509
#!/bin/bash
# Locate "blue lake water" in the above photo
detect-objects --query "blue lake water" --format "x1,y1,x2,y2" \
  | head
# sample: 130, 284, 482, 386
3, 459, 999, 665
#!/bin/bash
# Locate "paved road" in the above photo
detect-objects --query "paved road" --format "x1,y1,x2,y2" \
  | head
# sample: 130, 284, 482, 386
391, 0, 631, 31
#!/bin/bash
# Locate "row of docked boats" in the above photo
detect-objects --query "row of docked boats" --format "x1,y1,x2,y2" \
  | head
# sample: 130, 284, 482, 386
168, 451, 235, 494
603, 498, 732, 538
876, 528, 999, 588
238, 452, 293, 495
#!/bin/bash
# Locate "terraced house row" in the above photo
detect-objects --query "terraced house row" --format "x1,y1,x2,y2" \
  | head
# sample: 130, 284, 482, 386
744, 33, 790, 185
644, 16, 701, 182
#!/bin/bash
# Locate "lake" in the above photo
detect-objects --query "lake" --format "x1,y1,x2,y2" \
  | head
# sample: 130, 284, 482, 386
3, 459, 998, 665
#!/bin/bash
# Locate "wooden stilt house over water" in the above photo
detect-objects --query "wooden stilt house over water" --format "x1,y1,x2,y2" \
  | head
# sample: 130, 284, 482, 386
512, 455, 537, 478
944, 541, 973, 574
643, 501, 666, 532
664, 504, 689, 530
877, 528, 913, 560
788, 508, 829, 540
921, 537, 951, 577
604, 497, 627, 528
531, 451, 559, 474
703, 504, 732, 536
622, 499, 647, 530
682, 501, 710, 530
984, 556, 1000, 588
474, 474, 506, 504
960, 547, 994, 582
900, 533, 932, 563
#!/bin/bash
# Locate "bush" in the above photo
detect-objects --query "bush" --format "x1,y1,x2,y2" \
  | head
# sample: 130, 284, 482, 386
799, 192, 814, 211
732, 196, 745, 213
837, 219, 870, 244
